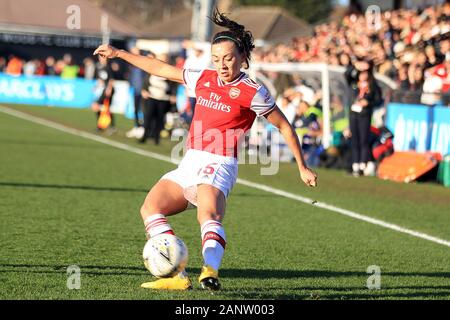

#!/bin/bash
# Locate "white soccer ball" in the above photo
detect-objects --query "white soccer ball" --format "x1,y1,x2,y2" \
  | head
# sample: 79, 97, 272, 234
142, 234, 188, 278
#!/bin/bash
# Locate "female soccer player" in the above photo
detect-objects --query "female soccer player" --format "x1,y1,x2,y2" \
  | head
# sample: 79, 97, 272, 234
94, 9, 318, 291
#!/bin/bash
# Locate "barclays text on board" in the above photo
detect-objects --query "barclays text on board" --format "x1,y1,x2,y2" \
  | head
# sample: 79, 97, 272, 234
0, 73, 95, 108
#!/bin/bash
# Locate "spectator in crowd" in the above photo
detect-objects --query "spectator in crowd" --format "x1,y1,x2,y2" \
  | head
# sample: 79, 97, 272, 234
0, 56, 6, 72
439, 56, 450, 94
54, 58, 65, 75
125, 47, 145, 139
44, 56, 56, 76
182, 40, 211, 121
346, 60, 382, 176
339, 52, 351, 67
319, 95, 352, 170
34, 60, 45, 76
173, 54, 194, 125
272, 72, 295, 98
292, 76, 317, 106
23, 59, 37, 76
277, 93, 296, 124
408, 63, 425, 92
396, 63, 410, 90
292, 100, 323, 167
60, 54, 79, 79
83, 57, 96, 80
330, 94, 350, 147
110, 61, 125, 80
5, 55, 23, 76
139, 53, 176, 145
373, 43, 395, 78
422, 51, 450, 104
439, 39, 450, 61
424, 44, 445, 69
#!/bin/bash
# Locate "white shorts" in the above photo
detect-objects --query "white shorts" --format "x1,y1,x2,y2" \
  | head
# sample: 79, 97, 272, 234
160, 149, 238, 207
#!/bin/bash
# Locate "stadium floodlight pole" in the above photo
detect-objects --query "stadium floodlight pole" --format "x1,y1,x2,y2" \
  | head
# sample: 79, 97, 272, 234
101, 13, 110, 45
191, 0, 216, 41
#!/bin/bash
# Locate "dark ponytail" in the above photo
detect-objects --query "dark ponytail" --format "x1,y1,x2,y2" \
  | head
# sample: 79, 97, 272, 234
209, 7, 255, 69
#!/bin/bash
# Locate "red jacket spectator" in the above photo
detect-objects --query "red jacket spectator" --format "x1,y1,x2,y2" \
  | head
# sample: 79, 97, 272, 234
433, 61, 450, 93
5, 56, 23, 75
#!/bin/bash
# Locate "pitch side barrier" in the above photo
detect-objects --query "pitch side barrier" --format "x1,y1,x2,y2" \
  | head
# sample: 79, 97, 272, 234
386, 102, 450, 157
0, 72, 135, 117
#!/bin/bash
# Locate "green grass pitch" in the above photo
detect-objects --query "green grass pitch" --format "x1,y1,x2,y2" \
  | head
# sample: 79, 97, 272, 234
0, 104, 449, 300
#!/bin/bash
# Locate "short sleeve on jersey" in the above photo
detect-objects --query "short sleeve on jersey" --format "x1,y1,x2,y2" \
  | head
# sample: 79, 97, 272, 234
250, 85, 276, 116
183, 69, 204, 92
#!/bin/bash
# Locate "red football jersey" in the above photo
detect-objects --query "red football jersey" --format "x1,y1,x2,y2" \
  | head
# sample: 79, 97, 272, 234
183, 69, 276, 158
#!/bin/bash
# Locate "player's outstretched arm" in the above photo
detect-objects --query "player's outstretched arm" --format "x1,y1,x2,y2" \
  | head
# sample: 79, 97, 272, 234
93, 44, 184, 84
265, 106, 318, 187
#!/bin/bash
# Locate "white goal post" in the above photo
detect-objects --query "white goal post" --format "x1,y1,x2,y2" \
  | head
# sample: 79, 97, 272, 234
248, 62, 397, 149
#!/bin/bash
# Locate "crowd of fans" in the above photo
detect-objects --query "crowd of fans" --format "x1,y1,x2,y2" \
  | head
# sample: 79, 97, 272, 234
251, 3, 450, 174
254, 3, 450, 104
0, 53, 124, 80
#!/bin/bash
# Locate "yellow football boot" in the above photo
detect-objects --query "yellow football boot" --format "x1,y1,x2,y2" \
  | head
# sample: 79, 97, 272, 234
141, 272, 192, 290
198, 265, 221, 291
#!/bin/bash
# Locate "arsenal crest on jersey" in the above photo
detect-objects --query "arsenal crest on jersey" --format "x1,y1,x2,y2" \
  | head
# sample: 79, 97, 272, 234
229, 87, 241, 99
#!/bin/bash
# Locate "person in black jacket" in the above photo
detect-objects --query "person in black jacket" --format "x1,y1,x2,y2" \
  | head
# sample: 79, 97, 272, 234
345, 60, 382, 176
139, 53, 177, 145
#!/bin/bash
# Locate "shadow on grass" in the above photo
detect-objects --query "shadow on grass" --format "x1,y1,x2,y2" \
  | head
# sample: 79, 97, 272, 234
222, 288, 450, 300
220, 268, 450, 279
1, 263, 449, 299
1, 263, 450, 279
0, 182, 148, 193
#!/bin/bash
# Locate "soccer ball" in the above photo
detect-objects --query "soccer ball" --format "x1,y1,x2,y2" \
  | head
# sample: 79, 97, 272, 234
142, 234, 188, 278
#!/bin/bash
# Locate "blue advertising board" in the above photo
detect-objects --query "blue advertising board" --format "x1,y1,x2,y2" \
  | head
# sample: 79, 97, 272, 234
0, 73, 95, 108
386, 102, 449, 155
430, 106, 450, 156
386, 103, 432, 153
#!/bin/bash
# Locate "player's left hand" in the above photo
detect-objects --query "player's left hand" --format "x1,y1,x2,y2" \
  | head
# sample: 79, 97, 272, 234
300, 167, 318, 187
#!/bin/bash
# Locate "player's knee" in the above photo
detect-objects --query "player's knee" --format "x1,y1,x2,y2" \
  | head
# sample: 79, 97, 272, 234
141, 197, 171, 217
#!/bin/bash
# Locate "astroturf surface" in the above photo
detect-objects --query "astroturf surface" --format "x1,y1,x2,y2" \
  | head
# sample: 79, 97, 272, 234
0, 104, 449, 300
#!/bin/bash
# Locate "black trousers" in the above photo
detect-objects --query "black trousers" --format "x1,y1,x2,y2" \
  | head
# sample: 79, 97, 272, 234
142, 98, 170, 144
133, 94, 142, 127
349, 110, 372, 164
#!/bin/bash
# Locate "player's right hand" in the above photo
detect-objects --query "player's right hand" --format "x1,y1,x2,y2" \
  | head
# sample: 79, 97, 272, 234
93, 44, 119, 59
300, 167, 318, 187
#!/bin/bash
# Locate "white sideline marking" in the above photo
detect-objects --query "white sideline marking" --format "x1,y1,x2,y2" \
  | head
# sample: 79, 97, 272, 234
1, 105, 449, 248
